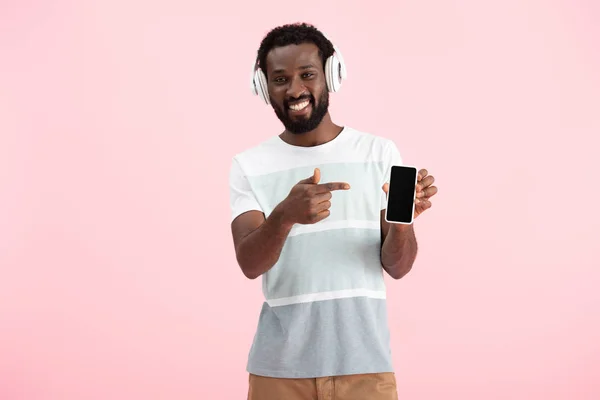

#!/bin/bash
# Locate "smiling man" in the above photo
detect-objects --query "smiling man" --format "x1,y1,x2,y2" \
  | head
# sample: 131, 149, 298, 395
229, 23, 437, 400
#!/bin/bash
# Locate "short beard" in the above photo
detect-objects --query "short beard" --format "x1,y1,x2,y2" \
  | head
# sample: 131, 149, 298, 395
272, 90, 329, 135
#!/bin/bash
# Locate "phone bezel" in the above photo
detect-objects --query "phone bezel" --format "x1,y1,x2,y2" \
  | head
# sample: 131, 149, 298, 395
384, 165, 418, 225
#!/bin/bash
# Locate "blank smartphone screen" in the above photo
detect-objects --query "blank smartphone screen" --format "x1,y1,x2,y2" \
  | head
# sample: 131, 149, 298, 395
386, 166, 418, 224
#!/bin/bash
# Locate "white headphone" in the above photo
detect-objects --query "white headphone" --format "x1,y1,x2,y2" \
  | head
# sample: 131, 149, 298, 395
250, 34, 347, 105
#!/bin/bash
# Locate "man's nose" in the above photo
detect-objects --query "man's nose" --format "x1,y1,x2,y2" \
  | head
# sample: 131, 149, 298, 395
286, 76, 306, 99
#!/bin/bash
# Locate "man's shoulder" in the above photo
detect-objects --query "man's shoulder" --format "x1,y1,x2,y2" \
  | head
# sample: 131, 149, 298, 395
232, 135, 280, 163
342, 126, 397, 152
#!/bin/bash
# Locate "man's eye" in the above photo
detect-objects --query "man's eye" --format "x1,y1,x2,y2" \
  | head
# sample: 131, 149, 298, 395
303, 73, 314, 78
274, 77, 286, 83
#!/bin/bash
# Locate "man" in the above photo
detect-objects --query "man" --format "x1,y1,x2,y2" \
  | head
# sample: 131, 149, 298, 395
229, 23, 438, 400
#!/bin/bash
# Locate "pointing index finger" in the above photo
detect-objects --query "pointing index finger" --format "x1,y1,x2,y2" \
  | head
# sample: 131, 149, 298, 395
314, 182, 351, 193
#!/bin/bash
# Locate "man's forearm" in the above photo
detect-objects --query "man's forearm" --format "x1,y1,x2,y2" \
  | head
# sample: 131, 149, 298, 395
235, 205, 293, 279
381, 224, 418, 279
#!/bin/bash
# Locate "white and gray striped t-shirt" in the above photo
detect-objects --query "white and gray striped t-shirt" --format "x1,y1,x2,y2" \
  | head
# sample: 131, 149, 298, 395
229, 126, 403, 379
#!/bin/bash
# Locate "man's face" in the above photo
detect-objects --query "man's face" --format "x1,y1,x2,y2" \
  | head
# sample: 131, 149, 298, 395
265, 43, 329, 134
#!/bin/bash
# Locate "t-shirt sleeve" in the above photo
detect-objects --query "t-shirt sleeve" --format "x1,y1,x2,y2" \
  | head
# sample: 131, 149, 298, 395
380, 139, 404, 210
229, 157, 264, 222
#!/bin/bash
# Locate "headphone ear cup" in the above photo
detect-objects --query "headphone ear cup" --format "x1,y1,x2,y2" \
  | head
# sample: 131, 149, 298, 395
325, 54, 342, 93
333, 44, 347, 80
251, 63, 259, 96
254, 69, 270, 105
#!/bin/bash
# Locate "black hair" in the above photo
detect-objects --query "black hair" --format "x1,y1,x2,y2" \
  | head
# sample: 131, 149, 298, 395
256, 22, 335, 76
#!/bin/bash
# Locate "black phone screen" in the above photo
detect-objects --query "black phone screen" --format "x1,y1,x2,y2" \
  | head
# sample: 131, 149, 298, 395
386, 166, 418, 224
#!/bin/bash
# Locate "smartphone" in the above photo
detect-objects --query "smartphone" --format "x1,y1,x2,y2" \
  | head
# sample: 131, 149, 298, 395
385, 165, 418, 225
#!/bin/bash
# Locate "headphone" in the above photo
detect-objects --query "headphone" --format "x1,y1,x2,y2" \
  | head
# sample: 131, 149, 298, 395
250, 34, 347, 105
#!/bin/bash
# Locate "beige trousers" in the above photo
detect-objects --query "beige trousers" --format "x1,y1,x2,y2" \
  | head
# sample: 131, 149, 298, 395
247, 372, 398, 400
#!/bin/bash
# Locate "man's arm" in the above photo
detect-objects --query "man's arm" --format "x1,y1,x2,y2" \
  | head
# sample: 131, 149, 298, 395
231, 205, 293, 280
230, 167, 349, 280
380, 209, 418, 280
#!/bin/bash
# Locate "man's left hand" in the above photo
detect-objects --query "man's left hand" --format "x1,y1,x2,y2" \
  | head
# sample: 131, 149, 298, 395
413, 168, 437, 218
382, 168, 438, 220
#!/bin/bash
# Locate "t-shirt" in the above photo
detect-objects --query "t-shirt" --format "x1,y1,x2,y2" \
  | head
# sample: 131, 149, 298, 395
228, 126, 403, 379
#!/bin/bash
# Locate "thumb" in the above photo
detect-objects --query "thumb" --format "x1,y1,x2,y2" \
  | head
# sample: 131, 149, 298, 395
382, 182, 389, 194
299, 168, 320, 184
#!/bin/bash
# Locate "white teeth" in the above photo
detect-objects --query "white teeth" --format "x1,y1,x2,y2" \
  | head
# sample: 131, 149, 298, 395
289, 100, 309, 111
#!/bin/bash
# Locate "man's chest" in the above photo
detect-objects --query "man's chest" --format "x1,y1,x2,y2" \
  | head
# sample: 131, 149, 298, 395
248, 161, 385, 222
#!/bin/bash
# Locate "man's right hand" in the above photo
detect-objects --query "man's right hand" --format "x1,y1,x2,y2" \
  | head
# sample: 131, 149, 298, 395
231, 167, 350, 279
277, 168, 350, 226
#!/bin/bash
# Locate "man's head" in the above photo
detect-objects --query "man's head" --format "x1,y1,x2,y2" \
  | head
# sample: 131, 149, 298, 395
256, 23, 335, 134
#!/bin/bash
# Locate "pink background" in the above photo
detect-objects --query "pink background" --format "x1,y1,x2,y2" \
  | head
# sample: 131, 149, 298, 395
1, 0, 599, 399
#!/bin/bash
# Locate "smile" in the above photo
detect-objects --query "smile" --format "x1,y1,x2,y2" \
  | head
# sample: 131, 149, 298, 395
289, 100, 310, 111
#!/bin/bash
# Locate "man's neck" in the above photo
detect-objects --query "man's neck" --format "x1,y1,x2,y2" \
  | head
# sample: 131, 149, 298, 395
279, 114, 343, 148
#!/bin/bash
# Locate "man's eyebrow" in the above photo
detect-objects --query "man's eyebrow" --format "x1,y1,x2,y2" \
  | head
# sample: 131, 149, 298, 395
271, 65, 317, 75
